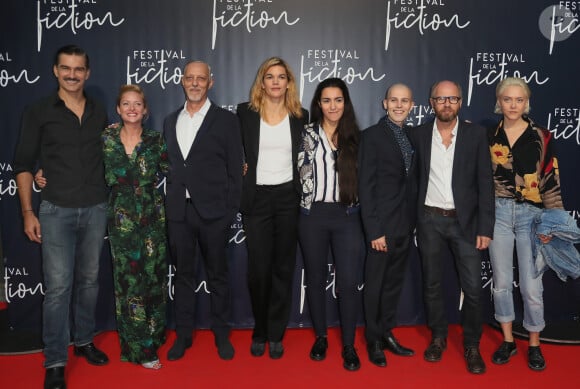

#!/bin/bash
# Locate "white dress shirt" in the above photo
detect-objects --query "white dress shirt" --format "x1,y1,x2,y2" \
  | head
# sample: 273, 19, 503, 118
424, 118, 459, 210
176, 98, 211, 198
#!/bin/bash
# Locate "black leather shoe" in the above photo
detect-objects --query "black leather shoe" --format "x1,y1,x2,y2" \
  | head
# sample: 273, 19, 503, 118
528, 346, 546, 371
44, 367, 65, 389
309, 336, 328, 361
269, 341, 284, 359
492, 341, 517, 365
167, 337, 192, 361
424, 338, 446, 362
215, 337, 235, 360
73, 343, 109, 366
383, 332, 415, 356
367, 341, 386, 367
464, 347, 486, 374
342, 345, 360, 371
250, 341, 265, 357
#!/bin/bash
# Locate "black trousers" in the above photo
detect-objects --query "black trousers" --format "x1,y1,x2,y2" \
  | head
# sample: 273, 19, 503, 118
168, 201, 232, 340
364, 233, 411, 343
416, 210, 483, 347
298, 203, 364, 346
243, 182, 298, 342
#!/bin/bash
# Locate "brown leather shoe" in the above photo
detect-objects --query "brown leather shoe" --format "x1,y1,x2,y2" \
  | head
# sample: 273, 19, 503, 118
465, 347, 486, 374
424, 338, 446, 362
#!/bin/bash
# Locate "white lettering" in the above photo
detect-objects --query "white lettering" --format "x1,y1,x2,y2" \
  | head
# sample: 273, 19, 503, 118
212, 0, 300, 50
36, 0, 125, 52
385, 0, 470, 51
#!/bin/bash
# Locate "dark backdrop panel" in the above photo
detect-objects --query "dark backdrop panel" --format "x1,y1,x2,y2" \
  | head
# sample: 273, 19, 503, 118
1, 0, 579, 333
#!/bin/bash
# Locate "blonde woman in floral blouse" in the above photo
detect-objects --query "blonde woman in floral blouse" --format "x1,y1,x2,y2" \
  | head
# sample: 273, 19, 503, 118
488, 77, 563, 372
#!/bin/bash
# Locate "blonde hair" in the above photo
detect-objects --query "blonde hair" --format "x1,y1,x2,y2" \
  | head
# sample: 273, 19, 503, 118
248, 57, 303, 118
116, 84, 147, 109
494, 77, 531, 114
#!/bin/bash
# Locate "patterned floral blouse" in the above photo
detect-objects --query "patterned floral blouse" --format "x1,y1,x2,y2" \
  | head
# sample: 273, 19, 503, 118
489, 116, 563, 209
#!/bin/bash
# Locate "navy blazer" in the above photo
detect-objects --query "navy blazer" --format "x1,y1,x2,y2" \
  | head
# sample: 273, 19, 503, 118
163, 101, 243, 221
408, 119, 494, 243
236, 102, 309, 214
358, 117, 418, 242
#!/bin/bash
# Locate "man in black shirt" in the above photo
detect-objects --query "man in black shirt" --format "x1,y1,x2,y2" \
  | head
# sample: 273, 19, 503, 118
14, 45, 109, 389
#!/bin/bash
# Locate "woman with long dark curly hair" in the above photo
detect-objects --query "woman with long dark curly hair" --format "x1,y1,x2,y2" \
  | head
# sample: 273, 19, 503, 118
297, 78, 364, 371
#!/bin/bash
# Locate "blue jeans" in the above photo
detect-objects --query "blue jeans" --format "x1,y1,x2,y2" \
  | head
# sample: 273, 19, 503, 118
489, 198, 544, 332
39, 200, 107, 368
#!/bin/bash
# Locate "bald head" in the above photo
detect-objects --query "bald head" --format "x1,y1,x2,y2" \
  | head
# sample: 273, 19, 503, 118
385, 83, 413, 100
383, 83, 414, 126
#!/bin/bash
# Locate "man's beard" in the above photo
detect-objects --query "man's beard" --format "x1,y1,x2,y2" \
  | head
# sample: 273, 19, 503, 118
436, 109, 457, 123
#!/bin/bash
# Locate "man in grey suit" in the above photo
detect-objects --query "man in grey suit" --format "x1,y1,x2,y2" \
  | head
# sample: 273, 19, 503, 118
408, 80, 494, 374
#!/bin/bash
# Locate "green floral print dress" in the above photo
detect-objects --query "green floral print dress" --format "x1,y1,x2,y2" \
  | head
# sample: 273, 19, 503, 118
103, 124, 169, 364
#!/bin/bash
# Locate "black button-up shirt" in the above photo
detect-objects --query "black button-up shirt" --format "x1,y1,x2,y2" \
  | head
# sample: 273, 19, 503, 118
13, 93, 108, 207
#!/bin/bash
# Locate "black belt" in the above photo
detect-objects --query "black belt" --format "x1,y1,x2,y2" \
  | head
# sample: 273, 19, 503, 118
424, 205, 457, 217
256, 181, 294, 190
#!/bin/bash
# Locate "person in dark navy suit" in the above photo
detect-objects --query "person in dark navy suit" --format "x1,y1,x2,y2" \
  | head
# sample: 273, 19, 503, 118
163, 61, 243, 361
359, 83, 417, 368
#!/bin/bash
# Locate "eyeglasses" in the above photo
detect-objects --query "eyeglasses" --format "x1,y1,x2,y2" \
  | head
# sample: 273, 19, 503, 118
431, 96, 461, 104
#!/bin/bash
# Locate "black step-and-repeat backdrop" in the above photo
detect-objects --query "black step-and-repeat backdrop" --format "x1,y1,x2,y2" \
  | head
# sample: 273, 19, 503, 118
1, 0, 579, 333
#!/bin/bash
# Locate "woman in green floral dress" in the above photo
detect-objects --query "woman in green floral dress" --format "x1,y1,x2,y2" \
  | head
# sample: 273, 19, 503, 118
103, 85, 169, 369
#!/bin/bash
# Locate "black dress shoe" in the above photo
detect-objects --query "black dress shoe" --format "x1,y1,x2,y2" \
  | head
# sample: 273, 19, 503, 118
383, 333, 415, 356
74, 343, 109, 366
250, 341, 266, 357
492, 341, 517, 364
167, 337, 192, 361
367, 341, 386, 367
424, 337, 446, 362
464, 347, 486, 374
528, 346, 546, 371
269, 341, 284, 359
44, 367, 65, 389
215, 337, 235, 360
309, 336, 328, 361
342, 345, 360, 371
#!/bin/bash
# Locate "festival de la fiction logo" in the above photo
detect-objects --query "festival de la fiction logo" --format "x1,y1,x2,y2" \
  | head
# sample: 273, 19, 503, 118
407, 104, 434, 126
126, 49, 187, 90
36, 0, 125, 52
298, 49, 386, 102
538, 2, 580, 55
384, 0, 470, 51
547, 106, 580, 146
0, 51, 40, 87
466, 52, 549, 107
4, 266, 45, 305
211, 0, 300, 50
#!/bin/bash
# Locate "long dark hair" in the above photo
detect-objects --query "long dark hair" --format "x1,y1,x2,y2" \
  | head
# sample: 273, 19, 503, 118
310, 78, 360, 205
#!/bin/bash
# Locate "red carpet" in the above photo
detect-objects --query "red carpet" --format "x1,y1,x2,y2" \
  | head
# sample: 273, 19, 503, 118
1, 325, 577, 388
